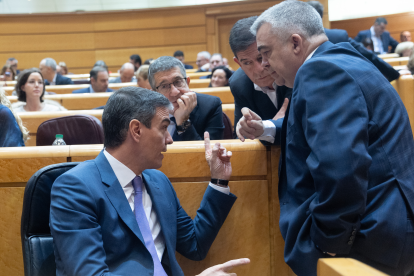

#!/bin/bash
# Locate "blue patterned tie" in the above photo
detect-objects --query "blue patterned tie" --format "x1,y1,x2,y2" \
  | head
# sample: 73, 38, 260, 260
131, 176, 167, 276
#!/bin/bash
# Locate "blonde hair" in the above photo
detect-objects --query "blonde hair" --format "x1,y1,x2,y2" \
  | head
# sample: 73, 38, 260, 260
407, 49, 414, 74
0, 87, 29, 142
395, 41, 414, 57
136, 65, 149, 80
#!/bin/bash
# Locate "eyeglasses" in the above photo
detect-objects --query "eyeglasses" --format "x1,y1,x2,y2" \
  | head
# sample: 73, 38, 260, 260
156, 77, 187, 94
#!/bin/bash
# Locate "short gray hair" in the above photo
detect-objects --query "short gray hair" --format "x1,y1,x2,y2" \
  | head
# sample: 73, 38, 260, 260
251, 0, 325, 41
148, 56, 187, 90
120, 62, 135, 72
42, 58, 57, 71
307, 1, 324, 19
211, 53, 223, 61
198, 51, 211, 60
395, 41, 414, 56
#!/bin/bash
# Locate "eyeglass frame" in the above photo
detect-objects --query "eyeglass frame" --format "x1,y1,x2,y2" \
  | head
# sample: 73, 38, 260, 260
155, 77, 188, 93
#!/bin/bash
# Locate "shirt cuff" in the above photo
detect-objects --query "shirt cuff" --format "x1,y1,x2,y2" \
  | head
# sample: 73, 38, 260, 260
209, 182, 230, 195
257, 120, 276, 143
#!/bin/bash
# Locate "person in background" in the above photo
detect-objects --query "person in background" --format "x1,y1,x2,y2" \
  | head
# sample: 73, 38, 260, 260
6, 57, 19, 75
12, 68, 67, 112
354, 17, 399, 54
401, 31, 412, 42
200, 53, 225, 79
109, 63, 136, 83
362, 37, 375, 52
406, 50, 414, 75
0, 87, 27, 147
130, 54, 142, 71
72, 66, 114, 93
136, 65, 152, 90
173, 50, 194, 69
94, 60, 109, 73
58, 62, 69, 75
395, 41, 414, 57
144, 58, 154, 65
39, 58, 73, 85
0, 65, 16, 81
196, 51, 211, 72
210, 66, 232, 87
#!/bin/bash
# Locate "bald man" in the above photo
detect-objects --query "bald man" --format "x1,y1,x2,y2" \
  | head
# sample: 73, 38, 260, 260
109, 62, 137, 83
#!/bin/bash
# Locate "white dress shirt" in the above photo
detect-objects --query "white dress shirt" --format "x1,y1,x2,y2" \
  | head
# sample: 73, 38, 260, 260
254, 82, 278, 108
103, 150, 230, 261
370, 26, 385, 54
167, 113, 176, 137
258, 47, 319, 143
50, 73, 57, 85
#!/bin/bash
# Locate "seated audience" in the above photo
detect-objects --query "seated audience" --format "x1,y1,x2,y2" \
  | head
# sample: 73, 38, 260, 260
6, 57, 19, 75
395, 41, 414, 57
109, 63, 136, 83
362, 37, 375, 52
173, 50, 194, 69
144, 58, 154, 65
94, 60, 109, 72
129, 54, 142, 71
354, 17, 399, 54
0, 64, 16, 81
210, 66, 232, 87
136, 65, 152, 89
401, 31, 412, 42
0, 88, 27, 147
72, 66, 114, 93
58, 62, 69, 75
12, 68, 67, 112
50, 86, 246, 276
39, 58, 73, 85
196, 51, 211, 72
148, 56, 224, 141
200, 53, 225, 79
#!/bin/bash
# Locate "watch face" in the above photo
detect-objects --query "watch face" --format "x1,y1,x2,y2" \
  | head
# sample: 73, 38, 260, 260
177, 119, 191, 131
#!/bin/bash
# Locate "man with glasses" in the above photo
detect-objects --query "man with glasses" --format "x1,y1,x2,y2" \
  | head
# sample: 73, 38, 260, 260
148, 56, 224, 141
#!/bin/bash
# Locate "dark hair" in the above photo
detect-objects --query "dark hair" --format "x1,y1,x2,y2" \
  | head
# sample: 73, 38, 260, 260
362, 37, 374, 51
102, 87, 172, 148
94, 60, 108, 72
15, 68, 46, 103
173, 50, 184, 57
148, 56, 187, 90
144, 58, 154, 65
210, 66, 233, 87
375, 17, 387, 25
307, 1, 324, 18
1, 65, 16, 80
90, 66, 108, 80
130, 54, 142, 66
229, 16, 258, 58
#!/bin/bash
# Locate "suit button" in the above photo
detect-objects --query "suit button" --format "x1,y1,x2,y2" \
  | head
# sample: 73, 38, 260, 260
352, 231, 356, 235
350, 236, 355, 241
348, 241, 353, 245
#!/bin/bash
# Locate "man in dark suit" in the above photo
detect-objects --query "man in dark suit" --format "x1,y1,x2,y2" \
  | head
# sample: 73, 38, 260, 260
354, 17, 399, 54
307, 1, 400, 82
39, 58, 73, 85
173, 50, 194, 69
241, 1, 414, 275
50, 87, 248, 276
229, 16, 292, 141
72, 66, 114, 93
148, 56, 224, 141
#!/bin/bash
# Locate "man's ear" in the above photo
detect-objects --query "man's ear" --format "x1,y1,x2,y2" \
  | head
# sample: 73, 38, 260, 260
186, 76, 190, 86
291, 34, 303, 55
233, 56, 241, 67
129, 119, 142, 143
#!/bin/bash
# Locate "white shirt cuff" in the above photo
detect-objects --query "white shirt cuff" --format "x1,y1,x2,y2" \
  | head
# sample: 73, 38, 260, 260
209, 182, 230, 195
257, 120, 276, 143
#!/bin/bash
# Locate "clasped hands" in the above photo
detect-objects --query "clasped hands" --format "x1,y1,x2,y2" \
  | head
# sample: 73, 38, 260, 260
174, 91, 197, 126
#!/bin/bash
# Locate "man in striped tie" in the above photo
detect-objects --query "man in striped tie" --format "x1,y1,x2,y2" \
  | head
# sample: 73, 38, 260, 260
50, 87, 248, 276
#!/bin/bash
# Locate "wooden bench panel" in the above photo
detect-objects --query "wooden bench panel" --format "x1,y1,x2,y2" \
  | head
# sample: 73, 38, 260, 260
65, 71, 210, 80
378, 53, 399, 59
397, 75, 414, 133
384, 57, 409, 66
317, 258, 387, 276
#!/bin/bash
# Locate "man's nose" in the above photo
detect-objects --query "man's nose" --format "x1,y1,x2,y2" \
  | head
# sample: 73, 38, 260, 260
261, 57, 270, 68
170, 84, 181, 97
166, 131, 173, 144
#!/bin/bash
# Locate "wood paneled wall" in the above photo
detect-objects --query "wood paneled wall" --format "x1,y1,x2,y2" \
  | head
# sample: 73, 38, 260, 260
0, 0, 330, 74
330, 11, 414, 42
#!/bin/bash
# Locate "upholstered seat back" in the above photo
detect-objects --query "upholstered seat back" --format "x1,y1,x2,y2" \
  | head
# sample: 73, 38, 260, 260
21, 163, 79, 276
36, 115, 104, 146
222, 112, 233, 139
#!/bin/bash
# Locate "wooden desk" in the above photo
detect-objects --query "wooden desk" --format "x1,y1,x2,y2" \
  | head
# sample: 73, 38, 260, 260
317, 258, 387, 276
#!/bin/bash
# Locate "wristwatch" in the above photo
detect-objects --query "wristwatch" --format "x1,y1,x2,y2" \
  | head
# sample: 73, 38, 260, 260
176, 119, 191, 132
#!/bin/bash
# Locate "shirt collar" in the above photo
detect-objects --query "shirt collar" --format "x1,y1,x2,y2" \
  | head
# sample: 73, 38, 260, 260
254, 82, 277, 94
103, 149, 138, 188
305, 46, 319, 62
370, 26, 378, 37
89, 85, 95, 93
52, 73, 57, 84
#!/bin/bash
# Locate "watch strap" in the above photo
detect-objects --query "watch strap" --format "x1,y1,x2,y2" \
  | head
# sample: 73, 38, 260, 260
210, 178, 229, 186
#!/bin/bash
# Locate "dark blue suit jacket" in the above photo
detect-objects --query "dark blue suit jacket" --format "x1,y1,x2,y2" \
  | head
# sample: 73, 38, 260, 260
229, 68, 292, 135
273, 41, 414, 275
174, 93, 224, 141
184, 64, 193, 69
72, 87, 114, 93
50, 151, 236, 276
0, 105, 24, 147
45, 74, 74, 85
354, 29, 399, 53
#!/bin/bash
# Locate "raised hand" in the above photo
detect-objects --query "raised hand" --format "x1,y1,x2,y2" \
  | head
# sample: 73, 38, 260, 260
174, 91, 197, 125
236, 108, 264, 142
196, 258, 250, 276
204, 131, 232, 180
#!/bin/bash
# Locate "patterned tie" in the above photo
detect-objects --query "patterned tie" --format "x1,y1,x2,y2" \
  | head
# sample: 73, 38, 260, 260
169, 117, 181, 141
131, 176, 167, 276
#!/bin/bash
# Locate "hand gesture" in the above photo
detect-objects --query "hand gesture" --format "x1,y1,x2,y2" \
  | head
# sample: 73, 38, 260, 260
204, 132, 232, 180
236, 108, 264, 142
272, 98, 289, 121
197, 258, 250, 276
174, 91, 197, 125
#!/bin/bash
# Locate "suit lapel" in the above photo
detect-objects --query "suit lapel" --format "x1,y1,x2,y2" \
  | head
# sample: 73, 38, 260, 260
94, 151, 145, 246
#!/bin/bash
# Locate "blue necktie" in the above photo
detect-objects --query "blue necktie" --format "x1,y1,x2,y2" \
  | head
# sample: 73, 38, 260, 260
131, 176, 167, 276
169, 117, 181, 141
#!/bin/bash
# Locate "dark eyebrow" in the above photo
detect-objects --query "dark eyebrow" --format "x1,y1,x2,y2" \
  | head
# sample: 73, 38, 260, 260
162, 118, 171, 124
257, 45, 268, 52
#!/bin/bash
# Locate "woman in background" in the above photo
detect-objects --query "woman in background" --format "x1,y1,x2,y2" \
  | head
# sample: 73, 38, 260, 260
210, 66, 233, 87
12, 68, 67, 112
136, 65, 152, 89
0, 88, 28, 147
0, 64, 16, 81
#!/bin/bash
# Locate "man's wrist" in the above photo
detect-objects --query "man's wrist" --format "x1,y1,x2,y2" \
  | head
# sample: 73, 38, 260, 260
210, 178, 229, 187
